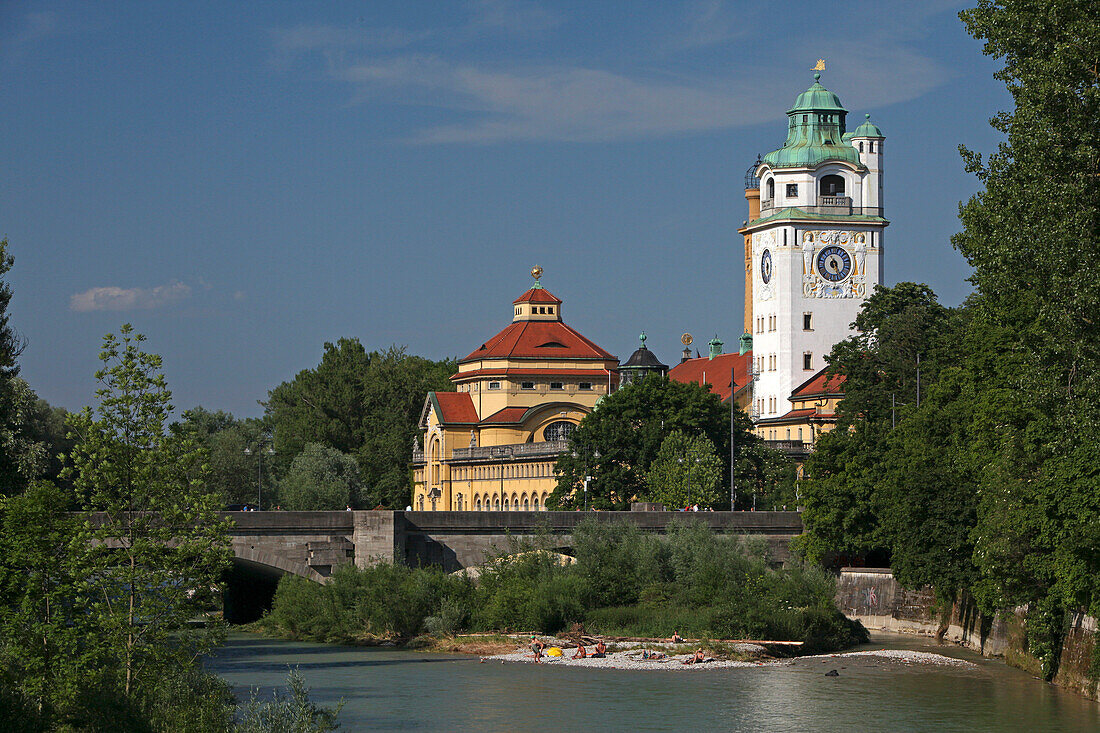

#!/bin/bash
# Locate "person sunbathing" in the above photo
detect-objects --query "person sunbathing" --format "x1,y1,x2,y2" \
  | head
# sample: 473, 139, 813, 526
591, 640, 607, 658
681, 649, 706, 665
573, 643, 586, 659
670, 631, 684, 643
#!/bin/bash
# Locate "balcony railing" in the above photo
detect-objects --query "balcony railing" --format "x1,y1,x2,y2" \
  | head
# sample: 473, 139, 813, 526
451, 440, 569, 461
755, 196, 883, 219
764, 440, 812, 459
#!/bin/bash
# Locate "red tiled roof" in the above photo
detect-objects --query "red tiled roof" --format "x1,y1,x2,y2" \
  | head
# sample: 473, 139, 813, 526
480, 407, 529, 424
513, 287, 562, 305
790, 367, 846, 400
668, 352, 752, 402
453, 367, 613, 380
431, 392, 479, 424
756, 407, 835, 425
462, 320, 616, 362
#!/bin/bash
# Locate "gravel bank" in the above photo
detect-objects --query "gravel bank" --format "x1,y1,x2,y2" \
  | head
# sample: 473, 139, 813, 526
484, 642, 976, 671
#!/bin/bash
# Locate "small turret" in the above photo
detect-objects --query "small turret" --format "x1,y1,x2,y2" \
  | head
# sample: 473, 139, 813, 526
708, 335, 723, 360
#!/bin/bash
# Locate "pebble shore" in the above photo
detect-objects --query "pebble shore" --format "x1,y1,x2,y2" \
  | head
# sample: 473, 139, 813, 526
486, 643, 976, 671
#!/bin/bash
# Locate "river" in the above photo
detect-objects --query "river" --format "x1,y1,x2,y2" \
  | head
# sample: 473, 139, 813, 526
206, 632, 1100, 731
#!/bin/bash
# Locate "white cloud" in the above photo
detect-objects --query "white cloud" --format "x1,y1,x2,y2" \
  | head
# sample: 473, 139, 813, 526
272, 2, 954, 144
334, 47, 947, 144
70, 281, 192, 312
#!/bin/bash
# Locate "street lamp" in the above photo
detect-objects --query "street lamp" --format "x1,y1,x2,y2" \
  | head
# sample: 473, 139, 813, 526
571, 448, 599, 510
243, 443, 275, 510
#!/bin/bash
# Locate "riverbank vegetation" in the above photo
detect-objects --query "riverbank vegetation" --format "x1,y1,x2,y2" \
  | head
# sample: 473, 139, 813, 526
799, 0, 1100, 683
257, 519, 866, 655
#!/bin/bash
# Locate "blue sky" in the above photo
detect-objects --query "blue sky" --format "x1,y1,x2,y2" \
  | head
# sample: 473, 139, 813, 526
2, 1, 1008, 418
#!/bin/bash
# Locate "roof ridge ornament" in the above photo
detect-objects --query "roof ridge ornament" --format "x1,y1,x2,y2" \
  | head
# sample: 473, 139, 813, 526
530, 265, 543, 289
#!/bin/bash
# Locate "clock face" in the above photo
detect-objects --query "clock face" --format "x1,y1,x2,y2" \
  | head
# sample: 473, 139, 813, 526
760, 249, 773, 284
816, 245, 852, 282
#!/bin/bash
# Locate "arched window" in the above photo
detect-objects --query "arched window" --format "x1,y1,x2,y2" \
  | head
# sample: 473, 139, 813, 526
766, 178, 774, 200
819, 175, 845, 197
544, 421, 576, 443
503, 498, 509, 511
858, 141, 864, 153
869, 141, 875, 153
493, 497, 500, 510
523, 497, 530, 511
456, 494, 463, 510
475, 497, 481, 511
417, 496, 424, 510
533, 497, 540, 511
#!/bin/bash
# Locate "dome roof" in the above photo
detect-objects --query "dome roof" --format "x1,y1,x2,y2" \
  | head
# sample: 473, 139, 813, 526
788, 76, 848, 114
622, 345, 667, 370
762, 74, 861, 170
851, 113, 884, 138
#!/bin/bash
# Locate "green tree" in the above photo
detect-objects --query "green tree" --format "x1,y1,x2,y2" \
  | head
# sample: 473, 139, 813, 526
549, 375, 750, 510
173, 407, 272, 506
64, 325, 232, 697
951, 0, 1100, 675
265, 341, 455, 508
643, 430, 724, 509
797, 283, 953, 563
0, 481, 92, 719
279, 442, 362, 510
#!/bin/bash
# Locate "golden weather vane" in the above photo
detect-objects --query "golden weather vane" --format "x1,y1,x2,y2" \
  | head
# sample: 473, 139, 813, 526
813, 59, 826, 72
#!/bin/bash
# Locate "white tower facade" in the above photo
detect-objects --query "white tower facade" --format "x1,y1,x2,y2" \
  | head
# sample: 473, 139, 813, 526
742, 75, 887, 422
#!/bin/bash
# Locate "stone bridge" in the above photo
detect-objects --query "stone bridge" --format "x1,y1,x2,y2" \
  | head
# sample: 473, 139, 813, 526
226, 509, 803, 579
222, 510, 801, 622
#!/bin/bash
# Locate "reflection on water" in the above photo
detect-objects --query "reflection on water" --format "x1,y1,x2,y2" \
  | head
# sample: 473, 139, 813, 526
205, 632, 1100, 732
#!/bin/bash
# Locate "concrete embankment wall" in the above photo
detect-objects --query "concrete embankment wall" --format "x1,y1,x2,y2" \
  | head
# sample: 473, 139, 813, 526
836, 568, 1099, 701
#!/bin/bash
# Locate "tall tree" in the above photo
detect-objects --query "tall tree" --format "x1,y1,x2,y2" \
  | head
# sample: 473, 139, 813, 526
64, 325, 231, 697
265, 341, 455, 508
950, 0, 1100, 674
172, 407, 272, 506
797, 283, 953, 563
548, 375, 775, 510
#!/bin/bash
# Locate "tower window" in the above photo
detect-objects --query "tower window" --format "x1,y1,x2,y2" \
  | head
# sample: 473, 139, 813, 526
548, 306, 554, 314
803, 313, 813, 331
869, 141, 875, 153
578, 382, 592, 390
550, 382, 563, 390
521, 381, 535, 390
766, 178, 774, 199
803, 352, 813, 370
858, 141, 864, 153
785, 183, 798, 197
488, 381, 501, 390
819, 175, 845, 197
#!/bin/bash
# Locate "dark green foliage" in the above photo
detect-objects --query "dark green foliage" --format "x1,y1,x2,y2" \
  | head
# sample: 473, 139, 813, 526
550, 375, 787, 510
261, 520, 864, 652
172, 408, 272, 507
265, 341, 455, 508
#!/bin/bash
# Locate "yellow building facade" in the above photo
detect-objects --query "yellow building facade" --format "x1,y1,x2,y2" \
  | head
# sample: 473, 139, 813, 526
411, 272, 619, 511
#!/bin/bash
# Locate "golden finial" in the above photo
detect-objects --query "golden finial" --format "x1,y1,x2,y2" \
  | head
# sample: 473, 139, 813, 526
681, 333, 694, 346
813, 59, 826, 72
531, 265, 543, 281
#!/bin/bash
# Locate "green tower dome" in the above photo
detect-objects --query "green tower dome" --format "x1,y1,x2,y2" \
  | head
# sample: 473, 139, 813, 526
851, 113, 884, 138
762, 73, 861, 170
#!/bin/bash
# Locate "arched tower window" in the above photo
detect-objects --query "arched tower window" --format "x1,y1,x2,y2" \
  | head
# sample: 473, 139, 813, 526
766, 178, 775, 200
858, 141, 864, 152
819, 175, 845, 197
869, 141, 875, 153
544, 421, 576, 443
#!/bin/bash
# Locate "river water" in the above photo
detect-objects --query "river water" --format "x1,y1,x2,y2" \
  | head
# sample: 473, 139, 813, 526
206, 632, 1100, 732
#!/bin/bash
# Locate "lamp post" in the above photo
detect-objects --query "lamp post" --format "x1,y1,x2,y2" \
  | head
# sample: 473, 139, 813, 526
572, 448, 599, 510
243, 442, 275, 510
491, 446, 511, 510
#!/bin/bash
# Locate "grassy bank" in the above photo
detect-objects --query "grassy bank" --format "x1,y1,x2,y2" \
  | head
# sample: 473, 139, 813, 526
253, 519, 866, 655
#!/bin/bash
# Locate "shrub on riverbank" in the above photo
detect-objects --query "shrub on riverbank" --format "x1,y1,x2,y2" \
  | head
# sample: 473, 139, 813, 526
258, 519, 866, 653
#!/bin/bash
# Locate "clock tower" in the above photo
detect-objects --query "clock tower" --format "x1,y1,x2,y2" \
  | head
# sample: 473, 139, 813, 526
739, 73, 886, 423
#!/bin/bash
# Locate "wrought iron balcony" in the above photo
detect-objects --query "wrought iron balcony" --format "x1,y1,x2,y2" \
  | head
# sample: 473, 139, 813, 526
754, 197, 883, 219
450, 440, 569, 462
